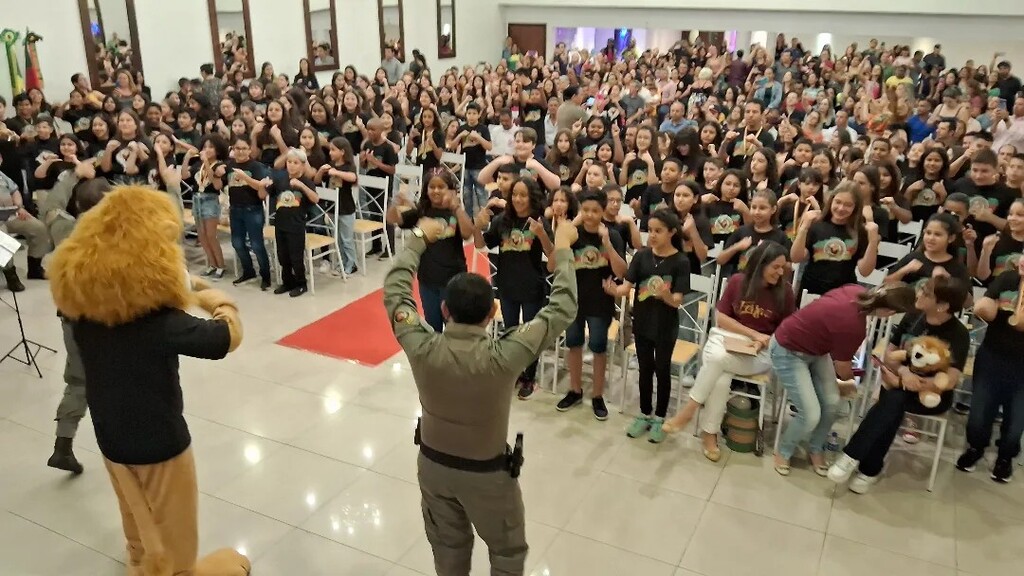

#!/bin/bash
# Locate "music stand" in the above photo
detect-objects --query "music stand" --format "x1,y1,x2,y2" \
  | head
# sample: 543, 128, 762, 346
0, 231, 55, 378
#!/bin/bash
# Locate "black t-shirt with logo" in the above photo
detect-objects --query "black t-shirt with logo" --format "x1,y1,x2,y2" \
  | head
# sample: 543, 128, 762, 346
906, 177, 946, 222
952, 179, 1016, 251
891, 251, 970, 288
458, 122, 492, 170
508, 158, 558, 190
623, 157, 660, 202
520, 104, 546, 141
418, 206, 467, 288
74, 308, 231, 465
269, 174, 315, 232
327, 161, 357, 215
360, 140, 400, 191
225, 159, 268, 207
626, 248, 690, 340
889, 312, 970, 409
412, 129, 445, 171
801, 220, 867, 295
638, 184, 675, 230
983, 231, 1024, 284
722, 225, 791, 278
983, 270, 1024, 356
572, 226, 626, 318
484, 212, 551, 302
703, 200, 744, 245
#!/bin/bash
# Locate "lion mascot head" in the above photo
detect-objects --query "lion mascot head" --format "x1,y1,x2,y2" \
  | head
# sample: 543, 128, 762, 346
49, 185, 193, 325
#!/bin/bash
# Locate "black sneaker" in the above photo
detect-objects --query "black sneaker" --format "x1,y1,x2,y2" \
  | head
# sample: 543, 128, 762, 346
233, 273, 256, 286
992, 457, 1013, 483
273, 285, 291, 295
260, 277, 271, 291
517, 380, 536, 400
953, 402, 970, 415
592, 396, 609, 421
956, 447, 984, 472
556, 390, 583, 412
289, 286, 308, 297
366, 247, 382, 257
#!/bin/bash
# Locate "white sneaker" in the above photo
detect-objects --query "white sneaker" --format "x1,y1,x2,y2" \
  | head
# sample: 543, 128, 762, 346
848, 472, 880, 494
319, 261, 330, 275
902, 432, 921, 445
827, 453, 860, 484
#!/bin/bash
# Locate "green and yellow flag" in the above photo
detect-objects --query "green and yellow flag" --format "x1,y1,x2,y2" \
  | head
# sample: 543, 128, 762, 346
0, 29, 24, 95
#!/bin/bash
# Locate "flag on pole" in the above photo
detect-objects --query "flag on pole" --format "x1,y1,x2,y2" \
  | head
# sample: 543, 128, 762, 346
0, 29, 24, 96
24, 30, 44, 92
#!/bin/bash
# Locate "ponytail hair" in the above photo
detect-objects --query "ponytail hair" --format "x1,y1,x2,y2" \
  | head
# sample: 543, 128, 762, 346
855, 282, 916, 315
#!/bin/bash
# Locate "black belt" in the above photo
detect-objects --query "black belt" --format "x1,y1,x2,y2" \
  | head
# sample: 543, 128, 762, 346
419, 442, 508, 473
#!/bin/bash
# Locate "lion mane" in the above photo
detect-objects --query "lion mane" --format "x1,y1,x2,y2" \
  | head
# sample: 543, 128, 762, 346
49, 186, 193, 326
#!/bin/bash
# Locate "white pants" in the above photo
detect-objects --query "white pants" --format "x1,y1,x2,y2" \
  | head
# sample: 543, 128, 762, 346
690, 327, 771, 435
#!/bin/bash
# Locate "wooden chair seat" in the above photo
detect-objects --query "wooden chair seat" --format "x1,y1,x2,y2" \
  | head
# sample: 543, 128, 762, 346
354, 219, 384, 234
306, 233, 335, 251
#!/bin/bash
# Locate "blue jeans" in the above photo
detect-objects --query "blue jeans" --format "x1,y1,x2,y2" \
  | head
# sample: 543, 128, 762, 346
564, 315, 612, 354
500, 298, 544, 381
462, 169, 486, 217
229, 204, 271, 280
966, 345, 1024, 460
337, 213, 357, 273
420, 284, 448, 333
770, 337, 840, 460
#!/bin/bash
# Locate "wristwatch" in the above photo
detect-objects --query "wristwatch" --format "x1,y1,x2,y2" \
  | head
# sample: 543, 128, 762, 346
411, 226, 424, 239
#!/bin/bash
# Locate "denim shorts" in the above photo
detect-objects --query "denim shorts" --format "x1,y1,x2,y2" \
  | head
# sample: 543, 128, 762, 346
192, 193, 221, 221
564, 315, 613, 353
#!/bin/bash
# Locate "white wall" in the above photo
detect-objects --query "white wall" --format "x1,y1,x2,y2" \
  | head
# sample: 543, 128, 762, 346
498, 0, 1024, 17
0, 0, 88, 104
135, 0, 213, 97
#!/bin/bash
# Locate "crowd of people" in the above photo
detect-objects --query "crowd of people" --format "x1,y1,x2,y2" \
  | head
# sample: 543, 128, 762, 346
2, 31, 1023, 488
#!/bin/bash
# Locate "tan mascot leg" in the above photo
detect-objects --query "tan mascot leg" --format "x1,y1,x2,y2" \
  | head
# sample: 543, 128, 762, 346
104, 448, 251, 576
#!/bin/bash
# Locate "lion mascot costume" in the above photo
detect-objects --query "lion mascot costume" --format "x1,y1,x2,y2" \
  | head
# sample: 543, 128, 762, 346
48, 185, 250, 576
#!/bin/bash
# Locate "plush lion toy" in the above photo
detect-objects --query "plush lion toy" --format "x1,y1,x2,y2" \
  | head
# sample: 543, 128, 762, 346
884, 335, 952, 408
49, 186, 248, 576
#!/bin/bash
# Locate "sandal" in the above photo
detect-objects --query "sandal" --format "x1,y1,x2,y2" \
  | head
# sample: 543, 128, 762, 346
774, 457, 791, 476
703, 447, 722, 462
661, 418, 686, 434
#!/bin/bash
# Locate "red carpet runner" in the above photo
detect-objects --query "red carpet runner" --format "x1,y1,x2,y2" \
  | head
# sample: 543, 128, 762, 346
276, 245, 491, 366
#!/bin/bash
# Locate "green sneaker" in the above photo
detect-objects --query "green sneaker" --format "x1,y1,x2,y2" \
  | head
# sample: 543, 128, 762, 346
648, 417, 667, 443
626, 415, 652, 438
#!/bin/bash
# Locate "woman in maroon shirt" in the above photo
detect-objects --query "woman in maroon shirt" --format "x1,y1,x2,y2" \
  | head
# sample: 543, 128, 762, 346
663, 241, 795, 461
770, 283, 915, 476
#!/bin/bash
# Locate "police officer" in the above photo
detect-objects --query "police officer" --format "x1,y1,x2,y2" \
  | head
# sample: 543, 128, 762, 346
384, 212, 579, 576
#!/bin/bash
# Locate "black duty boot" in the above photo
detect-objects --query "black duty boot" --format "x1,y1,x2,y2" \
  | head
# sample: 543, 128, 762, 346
2, 266, 24, 292
26, 257, 45, 280
47, 437, 84, 475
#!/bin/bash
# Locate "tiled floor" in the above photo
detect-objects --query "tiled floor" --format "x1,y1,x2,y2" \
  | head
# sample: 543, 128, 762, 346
1, 252, 1022, 576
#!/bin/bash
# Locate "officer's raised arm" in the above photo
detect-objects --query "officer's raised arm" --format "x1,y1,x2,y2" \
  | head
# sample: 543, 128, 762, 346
497, 217, 579, 372
383, 214, 446, 354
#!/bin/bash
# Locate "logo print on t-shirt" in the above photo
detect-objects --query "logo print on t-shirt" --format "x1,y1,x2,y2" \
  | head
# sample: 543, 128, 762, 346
629, 169, 647, 188
637, 275, 671, 302
435, 215, 457, 239
276, 190, 300, 209
229, 170, 252, 187
501, 229, 535, 252
581, 144, 598, 160
558, 164, 571, 181
812, 237, 855, 262
994, 252, 1022, 278
574, 245, 608, 269
998, 289, 1021, 313
912, 188, 938, 206
710, 213, 740, 236
969, 196, 995, 213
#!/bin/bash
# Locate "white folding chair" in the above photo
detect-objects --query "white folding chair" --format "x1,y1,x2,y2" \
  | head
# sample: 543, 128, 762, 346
395, 163, 424, 202
304, 186, 344, 293
897, 414, 948, 492
441, 151, 467, 194
354, 174, 392, 275
897, 220, 923, 246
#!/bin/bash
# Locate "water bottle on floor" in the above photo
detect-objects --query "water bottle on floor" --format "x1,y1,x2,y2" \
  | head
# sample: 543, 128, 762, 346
826, 432, 841, 465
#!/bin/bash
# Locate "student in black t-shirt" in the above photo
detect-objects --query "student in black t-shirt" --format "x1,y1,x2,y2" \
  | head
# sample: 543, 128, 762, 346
778, 168, 824, 242
619, 125, 660, 203
904, 147, 950, 222
851, 165, 892, 243
671, 180, 713, 273
701, 169, 750, 246
718, 189, 791, 277
360, 118, 400, 256
552, 188, 628, 420
545, 129, 583, 187
518, 87, 547, 157
478, 128, 562, 192
224, 137, 273, 290
830, 276, 970, 492
976, 198, 1024, 284
633, 156, 683, 230
959, 257, 1024, 483
601, 184, 642, 250
263, 149, 318, 297
454, 102, 493, 216
476, 176, 553, 398
885, 213, 969, 288
181, 134, 229, 279
605, 209, 689, 441
791, 181, 880, 296
407, 106, 445, 172
547, 186, 579, 221
315, 137, 360, 275
953, 149, 1015, 254
99, 110, 154, 186
388, 171, 478, 332
252, 100, 299, 169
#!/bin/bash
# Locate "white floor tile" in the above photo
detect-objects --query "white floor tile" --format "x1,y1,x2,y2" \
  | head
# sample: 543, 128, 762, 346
253, 528, 393, 575
0, 511, 124, 575
528, 532, 677, 576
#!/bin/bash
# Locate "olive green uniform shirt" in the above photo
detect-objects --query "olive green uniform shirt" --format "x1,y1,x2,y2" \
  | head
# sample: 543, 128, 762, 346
384, 238, 578, 460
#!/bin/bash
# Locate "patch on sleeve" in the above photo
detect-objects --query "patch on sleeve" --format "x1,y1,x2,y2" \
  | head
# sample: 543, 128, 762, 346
393, 307, 419, 326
